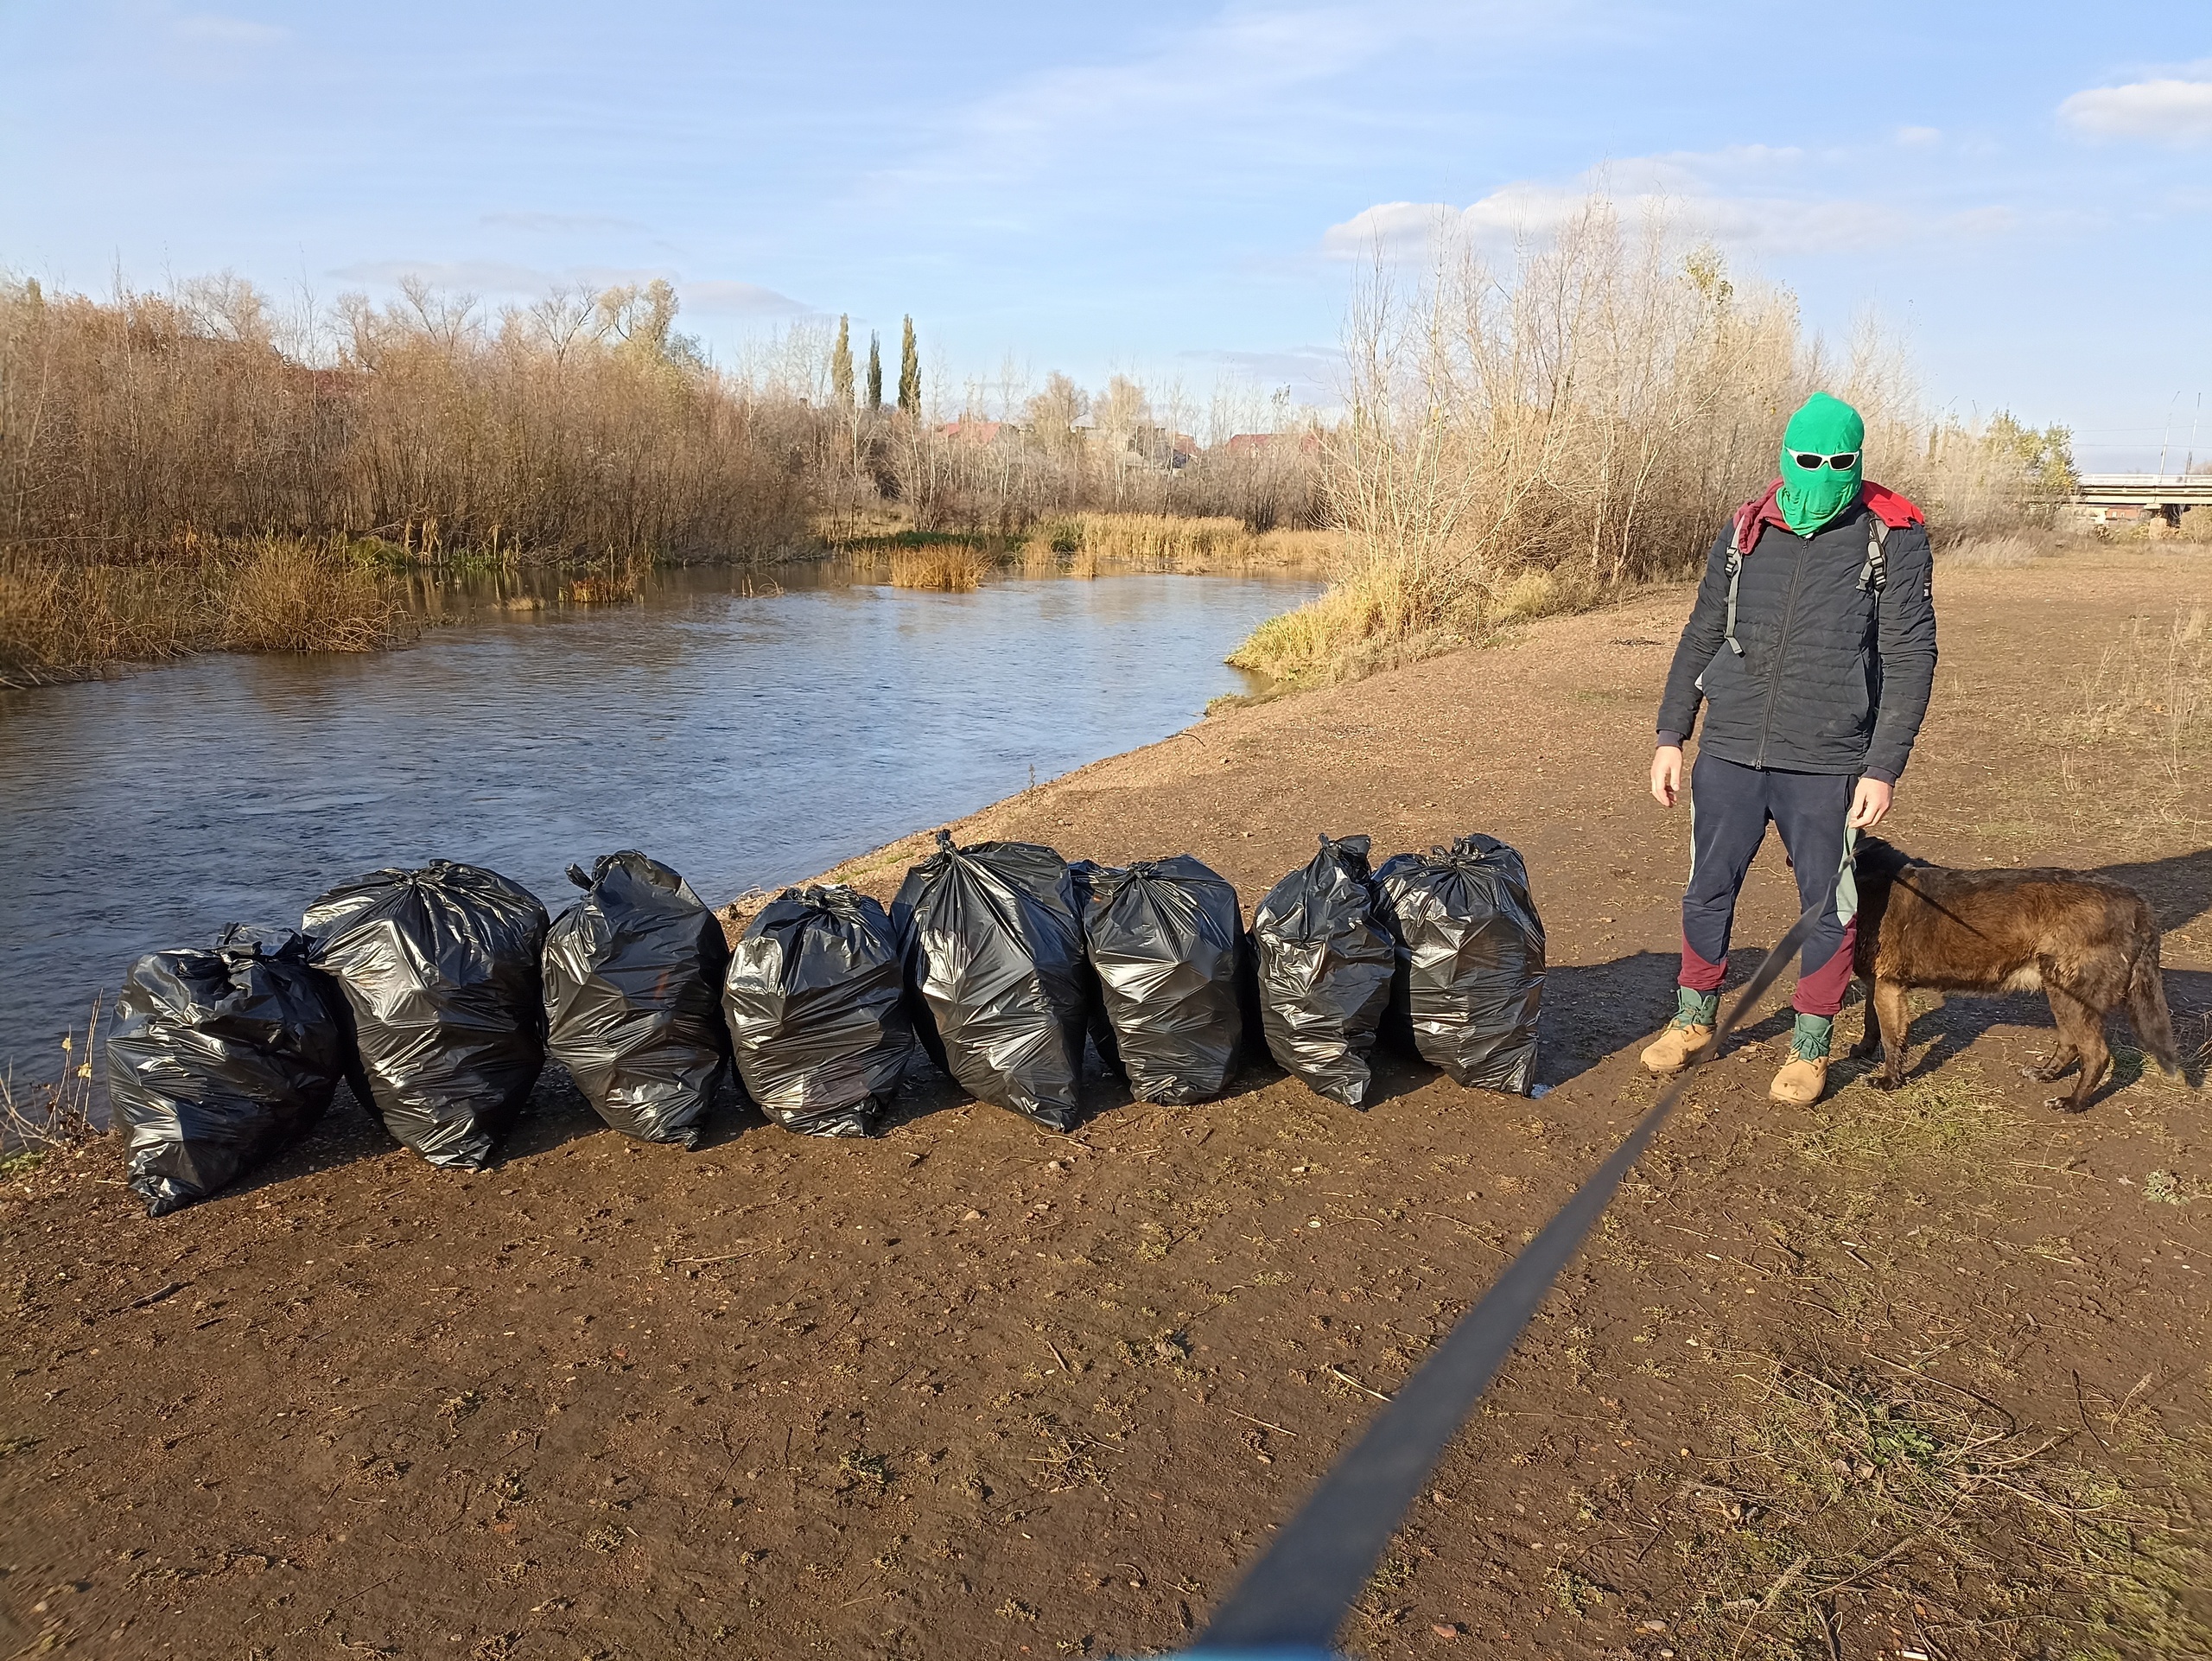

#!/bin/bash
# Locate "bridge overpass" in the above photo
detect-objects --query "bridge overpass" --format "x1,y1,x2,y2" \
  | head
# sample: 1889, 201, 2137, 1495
2069, 473, 2212, 525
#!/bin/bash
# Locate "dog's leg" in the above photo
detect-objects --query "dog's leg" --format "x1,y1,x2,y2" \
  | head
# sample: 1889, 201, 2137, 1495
1871, 978, 1912, 1090
2044, 981, 2110, 1113
1847, 979, 1883, 1061
2126, 937, 2184, 1079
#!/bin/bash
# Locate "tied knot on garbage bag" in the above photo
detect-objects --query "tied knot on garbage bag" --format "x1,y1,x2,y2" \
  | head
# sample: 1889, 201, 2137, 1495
725, 883, 918, 1137
1253, 834, 1396, 1108
1376, 833, 1546, 1095
543, 850, 733, 1149
892, 832, 1092, 1131
108, 926, 350, 1217
302, 860, 549, 1172
1071, 854, 1252, 1105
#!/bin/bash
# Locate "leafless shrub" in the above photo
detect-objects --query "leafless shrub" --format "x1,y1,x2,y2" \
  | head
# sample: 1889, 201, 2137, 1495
1239, 196, 2067, 684
0, 272, 814, 570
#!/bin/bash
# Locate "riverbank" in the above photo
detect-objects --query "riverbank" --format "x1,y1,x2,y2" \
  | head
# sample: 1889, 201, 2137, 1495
0, 512, 1340, 686
3, 544, 2208, 1659
0, 537, 412, 688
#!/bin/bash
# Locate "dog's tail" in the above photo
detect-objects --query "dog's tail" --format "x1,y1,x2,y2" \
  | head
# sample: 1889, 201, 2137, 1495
2126, 926, 2184, 1080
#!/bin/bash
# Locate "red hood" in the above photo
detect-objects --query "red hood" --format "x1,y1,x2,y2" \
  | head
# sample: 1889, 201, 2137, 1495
1732, 479, 1923, 552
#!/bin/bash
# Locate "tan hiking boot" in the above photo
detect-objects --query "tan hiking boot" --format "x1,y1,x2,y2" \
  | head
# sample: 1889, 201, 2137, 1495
1640, 1021, 1715, 1073
1769, 1053, 1830, 1106
1770, 1014, 1836, 1105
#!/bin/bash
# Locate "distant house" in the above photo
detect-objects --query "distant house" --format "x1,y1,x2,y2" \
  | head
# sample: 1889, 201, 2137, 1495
936, 418, 1020, 446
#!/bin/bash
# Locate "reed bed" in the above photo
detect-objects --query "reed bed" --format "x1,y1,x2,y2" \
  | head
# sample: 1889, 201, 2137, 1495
888, 542, 990, 592
0, 274, 819, 677
1019, 512, 1339, 574
0, 276, 812, 566
1, 537, 407, 686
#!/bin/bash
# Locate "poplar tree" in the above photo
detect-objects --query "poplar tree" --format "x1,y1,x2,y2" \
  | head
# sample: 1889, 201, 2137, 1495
866, 331, 883, 411
898, 315, 920, 416
830, 314, 855, 410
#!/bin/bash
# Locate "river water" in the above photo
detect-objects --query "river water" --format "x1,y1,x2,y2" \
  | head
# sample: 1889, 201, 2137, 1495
0, 563, 1316, 1076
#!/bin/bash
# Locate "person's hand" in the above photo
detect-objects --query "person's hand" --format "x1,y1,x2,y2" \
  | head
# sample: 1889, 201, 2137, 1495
1650, 745, 1683, 807
1847, 777, 1894, 829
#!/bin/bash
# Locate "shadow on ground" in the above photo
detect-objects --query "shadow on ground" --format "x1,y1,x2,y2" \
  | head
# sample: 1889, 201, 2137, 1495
2094, 846, 2212, 933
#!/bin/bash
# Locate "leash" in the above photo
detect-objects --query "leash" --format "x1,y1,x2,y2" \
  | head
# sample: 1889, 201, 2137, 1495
1184, 898, 1831, 1659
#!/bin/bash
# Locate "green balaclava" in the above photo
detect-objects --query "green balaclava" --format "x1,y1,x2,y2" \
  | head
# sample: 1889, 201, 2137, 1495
1777, 391, 1866, 537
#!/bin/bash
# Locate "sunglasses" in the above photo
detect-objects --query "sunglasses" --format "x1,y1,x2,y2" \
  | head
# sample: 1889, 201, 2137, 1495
1789, 451, 1859, 470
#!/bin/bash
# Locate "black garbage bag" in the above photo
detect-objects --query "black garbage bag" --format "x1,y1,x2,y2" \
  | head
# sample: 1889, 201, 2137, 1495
106, 927, 349, 1217
1065, 860, 1122, 1074
725, 885, 917, 1137
1252, 834, 1395, 1106
1376, 834, 1546, 1093
892, 832, 1090, 1131
302, 861, 549, 1171
543, 850, 732, 1148
1077, 856, 1248, 1104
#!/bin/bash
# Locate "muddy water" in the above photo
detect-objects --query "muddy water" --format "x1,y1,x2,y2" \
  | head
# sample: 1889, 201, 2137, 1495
0, 565, 1316, 1072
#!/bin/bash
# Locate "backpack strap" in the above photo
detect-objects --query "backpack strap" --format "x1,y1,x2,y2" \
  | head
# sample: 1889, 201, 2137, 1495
1859, 514, 1888, 595
1723, 512, 1750, 656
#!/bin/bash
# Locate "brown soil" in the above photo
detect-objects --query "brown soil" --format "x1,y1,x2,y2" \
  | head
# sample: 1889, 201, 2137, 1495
5, 546, 2209, 1661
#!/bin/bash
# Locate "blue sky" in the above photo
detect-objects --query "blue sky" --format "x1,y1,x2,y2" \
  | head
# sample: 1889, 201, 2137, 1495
3, 1, 2209, 464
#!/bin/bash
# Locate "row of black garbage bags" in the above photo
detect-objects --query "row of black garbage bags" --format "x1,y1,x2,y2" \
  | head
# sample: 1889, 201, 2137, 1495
107, 830, 1544, 1217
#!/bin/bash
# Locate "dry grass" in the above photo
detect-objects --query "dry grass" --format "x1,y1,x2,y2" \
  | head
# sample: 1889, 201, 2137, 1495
1, 995, 102, 1176
888, 542, 989, 592
1, 537, 409, 685
220, 536, 407, 651
1017, 512, 1340, 576
1938, 531, 2050, 569
1789, 1065, 2012, 1169
1666, 1355, 2209, 1660
2059, 605, 2212, 805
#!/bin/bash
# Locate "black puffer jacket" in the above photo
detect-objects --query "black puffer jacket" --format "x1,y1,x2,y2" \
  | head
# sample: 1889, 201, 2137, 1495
1656, 500, 1936, 782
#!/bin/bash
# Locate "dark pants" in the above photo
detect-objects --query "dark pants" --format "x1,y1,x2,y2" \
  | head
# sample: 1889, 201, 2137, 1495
1680, 753, 1858, 1017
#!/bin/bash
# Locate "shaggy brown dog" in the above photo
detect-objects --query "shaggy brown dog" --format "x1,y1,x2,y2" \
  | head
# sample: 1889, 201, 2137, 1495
1848, 837, 2182, 1111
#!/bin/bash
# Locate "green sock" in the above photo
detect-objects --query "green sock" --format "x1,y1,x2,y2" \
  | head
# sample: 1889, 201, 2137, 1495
1790, 1013, 1834, 1063
1675, 988, 1719, 1028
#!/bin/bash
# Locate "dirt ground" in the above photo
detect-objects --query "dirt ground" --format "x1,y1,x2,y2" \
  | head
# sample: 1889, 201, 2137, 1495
4, 544, 2209, 1661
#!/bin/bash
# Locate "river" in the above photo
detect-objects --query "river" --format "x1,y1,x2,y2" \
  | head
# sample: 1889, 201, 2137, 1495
0, 563, 1317, 1077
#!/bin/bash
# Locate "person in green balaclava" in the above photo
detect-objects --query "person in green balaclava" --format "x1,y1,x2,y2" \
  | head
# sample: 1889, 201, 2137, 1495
1643, 391, 1939, 1111
1777, 391, 1866, 537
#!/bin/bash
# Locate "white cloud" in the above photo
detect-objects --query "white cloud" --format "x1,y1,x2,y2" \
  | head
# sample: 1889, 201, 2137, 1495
677, 280, 812, 319
887, 1, 1561, 195
1895, 125, 1942, 147
1324, 147, 2014, 259
2060, 76, 2212, 144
